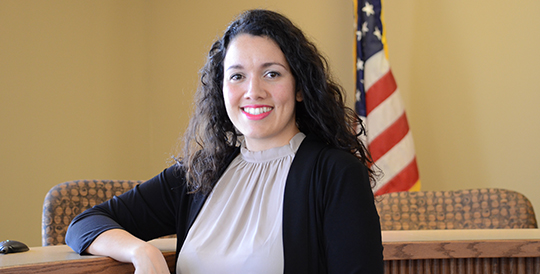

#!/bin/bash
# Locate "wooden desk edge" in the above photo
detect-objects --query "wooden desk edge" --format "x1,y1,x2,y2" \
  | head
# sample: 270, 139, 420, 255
3, 230, 540, 273
5, 241, 540, 273
384, 238, 540, 260
382, 228, 540, 260
0, 251, 176, 274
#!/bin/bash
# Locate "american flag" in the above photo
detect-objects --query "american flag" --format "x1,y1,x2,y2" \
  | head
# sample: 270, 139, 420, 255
355, 0, 420, 195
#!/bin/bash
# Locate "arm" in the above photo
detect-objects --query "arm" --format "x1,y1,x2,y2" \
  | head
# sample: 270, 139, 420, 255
66, 166, 185, 271
86, 229, 169, 274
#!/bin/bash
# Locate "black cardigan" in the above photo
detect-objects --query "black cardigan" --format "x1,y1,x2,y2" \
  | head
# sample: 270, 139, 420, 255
66, 135, 384, 273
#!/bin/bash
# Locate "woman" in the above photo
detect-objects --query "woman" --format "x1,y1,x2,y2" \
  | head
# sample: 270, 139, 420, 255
66, 9, 384, 274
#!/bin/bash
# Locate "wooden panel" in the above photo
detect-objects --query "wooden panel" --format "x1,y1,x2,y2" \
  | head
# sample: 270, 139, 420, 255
384, 257, 540, 274
0, 239, 177, 274
3, 230, 540, 273
384, 239, 540, 260
0, 251, 176, 274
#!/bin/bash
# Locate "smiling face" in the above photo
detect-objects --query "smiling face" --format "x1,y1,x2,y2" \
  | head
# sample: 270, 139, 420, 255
223, 34, 302, 151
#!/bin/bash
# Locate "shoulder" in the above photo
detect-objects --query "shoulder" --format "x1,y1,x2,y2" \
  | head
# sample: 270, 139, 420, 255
163, 163, 187, 184
136, 164, 188, 194
162, 148, 240, 191
290, 135, 370, 193
296, 134, 365, 171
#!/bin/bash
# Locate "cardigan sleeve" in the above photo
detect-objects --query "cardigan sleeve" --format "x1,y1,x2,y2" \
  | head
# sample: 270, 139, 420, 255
318, 150, 384, 274
65, 166, 185, 254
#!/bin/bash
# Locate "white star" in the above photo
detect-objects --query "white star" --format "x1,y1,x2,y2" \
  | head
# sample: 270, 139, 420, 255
362, 2, 375, 17
356, 58, 364, 71
356, 30, 362, 41
362, 22, 369, 35
356, 89, 362, 102
373, 27, 382, 40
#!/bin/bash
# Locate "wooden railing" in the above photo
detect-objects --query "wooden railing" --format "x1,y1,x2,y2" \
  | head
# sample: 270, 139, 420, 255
382, 229, 540, 274
2, 229, 540, 273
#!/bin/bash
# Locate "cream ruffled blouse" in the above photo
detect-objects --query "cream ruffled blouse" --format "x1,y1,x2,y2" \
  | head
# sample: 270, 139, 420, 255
177, 133, 306, 274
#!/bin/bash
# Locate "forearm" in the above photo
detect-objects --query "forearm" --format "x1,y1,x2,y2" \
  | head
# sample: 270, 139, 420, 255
86, 229, 144, 261
86, 229, 169, 273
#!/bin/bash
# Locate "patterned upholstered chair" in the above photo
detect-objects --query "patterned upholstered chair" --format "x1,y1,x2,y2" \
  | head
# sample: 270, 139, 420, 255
42, 180, 144, 246
375, 188, 537, 230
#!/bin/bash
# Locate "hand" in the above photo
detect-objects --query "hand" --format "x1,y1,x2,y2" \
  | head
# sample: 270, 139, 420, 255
131, 243, 171, 274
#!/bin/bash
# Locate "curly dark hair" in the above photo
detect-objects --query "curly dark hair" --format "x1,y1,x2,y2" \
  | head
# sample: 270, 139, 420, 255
180, 9, 374, 193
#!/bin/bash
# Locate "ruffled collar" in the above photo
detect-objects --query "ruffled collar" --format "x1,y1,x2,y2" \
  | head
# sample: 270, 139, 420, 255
240, 132, 306, 163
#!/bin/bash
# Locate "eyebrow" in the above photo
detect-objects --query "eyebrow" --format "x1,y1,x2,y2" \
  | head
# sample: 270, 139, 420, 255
225, 62, 288, 71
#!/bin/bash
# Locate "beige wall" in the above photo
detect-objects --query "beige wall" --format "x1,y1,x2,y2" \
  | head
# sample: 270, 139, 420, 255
383, 1, 540, 203
1, 0, 539, 247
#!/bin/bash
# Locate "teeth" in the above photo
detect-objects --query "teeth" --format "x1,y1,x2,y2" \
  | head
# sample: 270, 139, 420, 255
243, 107, 272, 115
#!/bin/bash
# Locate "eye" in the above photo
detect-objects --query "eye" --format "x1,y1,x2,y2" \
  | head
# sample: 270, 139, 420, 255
265, 71, 281, 79
230, 73, 244, 81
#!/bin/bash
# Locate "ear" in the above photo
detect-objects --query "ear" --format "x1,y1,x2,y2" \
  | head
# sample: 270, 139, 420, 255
296, 90, 303, 102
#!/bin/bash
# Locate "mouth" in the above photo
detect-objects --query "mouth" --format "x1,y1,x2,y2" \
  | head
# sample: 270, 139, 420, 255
241, 106, 273, 120
242, 106, 273, 115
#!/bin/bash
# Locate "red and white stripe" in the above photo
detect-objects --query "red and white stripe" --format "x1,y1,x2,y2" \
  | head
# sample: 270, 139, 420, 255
363, 51, 420, 195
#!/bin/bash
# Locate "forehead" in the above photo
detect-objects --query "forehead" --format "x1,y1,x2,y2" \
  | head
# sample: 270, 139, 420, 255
224, 34, 288, 66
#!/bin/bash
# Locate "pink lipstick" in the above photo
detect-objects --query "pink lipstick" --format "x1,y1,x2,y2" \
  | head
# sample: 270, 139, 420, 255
242, 105, 273, 120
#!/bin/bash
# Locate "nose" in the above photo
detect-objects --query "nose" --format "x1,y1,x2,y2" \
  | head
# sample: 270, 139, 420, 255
244, 76, 266, 100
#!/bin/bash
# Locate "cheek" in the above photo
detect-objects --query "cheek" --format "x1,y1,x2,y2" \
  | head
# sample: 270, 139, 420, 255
222, 86, 238, 114
222, 85, 232, 105
275, 85, 298, 108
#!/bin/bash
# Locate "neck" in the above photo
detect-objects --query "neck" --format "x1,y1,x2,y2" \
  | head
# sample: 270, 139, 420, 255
244, 130, 300, 151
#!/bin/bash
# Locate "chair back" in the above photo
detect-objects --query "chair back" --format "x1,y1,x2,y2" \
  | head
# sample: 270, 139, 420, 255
42, 180, 143, 246
375, 188, 537, 230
